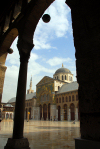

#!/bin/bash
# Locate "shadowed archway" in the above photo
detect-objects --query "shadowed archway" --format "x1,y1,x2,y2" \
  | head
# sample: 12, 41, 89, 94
70, 103, 75, 120
43, 104, 47, 120
58, 105, 61, 121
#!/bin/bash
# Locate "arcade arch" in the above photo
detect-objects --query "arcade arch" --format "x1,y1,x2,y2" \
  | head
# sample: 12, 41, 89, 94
70, 103, 75, 120
43, 104, 47, 120
0, 1, 99, 149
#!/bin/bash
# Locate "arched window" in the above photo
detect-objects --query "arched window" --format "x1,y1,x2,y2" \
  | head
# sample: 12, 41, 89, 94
69, 96, 71, 102
66, 96, 68, 102
72, 95, 74, 101
62, 97, 64, 103
62, 75, 63, 80
65, 75, 67, 80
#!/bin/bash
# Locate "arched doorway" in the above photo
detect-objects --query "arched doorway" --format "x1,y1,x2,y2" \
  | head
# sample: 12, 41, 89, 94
70, 103, 75, 120
48, 103, 50, 120
43, 104, 47, 120
29, 108, 31, 119
58, 106, 61, 121
10, 113, 12, 119
40, 105, 42, 120
63, 104, 67, 120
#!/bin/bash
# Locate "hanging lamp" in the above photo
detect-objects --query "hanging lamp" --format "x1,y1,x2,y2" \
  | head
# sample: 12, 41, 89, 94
42, 14, 51, 23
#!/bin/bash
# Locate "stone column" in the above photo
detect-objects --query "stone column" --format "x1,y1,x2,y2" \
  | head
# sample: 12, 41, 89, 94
4, 39, 33, 149
68, 108, 71, 121
0, 65, 7, 106
65, 0, 100, 148
61, 108, 64, 121
9, 113, 10, 119
75, 108, 78, 121
50, 104, 56, 121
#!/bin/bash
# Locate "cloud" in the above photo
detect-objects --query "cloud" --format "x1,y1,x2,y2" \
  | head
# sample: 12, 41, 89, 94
46, 57, 72, 66
1, 1, 75, 103
2, 38, 56, 102
33, 0, 71, 50
28, 53, 56, 75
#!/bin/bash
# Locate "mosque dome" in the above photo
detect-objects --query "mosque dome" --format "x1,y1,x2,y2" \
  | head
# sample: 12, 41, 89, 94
54, 64, 71, 75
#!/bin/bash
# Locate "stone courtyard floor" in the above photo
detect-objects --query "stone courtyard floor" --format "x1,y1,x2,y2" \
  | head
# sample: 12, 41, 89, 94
0, 120, 80, 149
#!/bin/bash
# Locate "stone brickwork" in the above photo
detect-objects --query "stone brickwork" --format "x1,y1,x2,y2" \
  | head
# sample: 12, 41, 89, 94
66, 0, 100, 143
0, 65, 7, 106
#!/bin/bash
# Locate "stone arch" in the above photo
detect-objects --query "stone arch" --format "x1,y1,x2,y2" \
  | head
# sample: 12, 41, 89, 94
0, 28, 18, 63
18, 0, 55, 45
0, 28, 18, 105
70, 103, 75, 120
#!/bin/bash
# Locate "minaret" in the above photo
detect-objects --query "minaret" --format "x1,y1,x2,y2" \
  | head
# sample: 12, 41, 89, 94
30, 76, 32, 90
27, 76, 34, 94
62, 63, 64, 67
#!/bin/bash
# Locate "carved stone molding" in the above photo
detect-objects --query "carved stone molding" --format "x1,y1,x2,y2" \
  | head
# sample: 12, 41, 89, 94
17, 38, 34, 63
0, 65, 7, 72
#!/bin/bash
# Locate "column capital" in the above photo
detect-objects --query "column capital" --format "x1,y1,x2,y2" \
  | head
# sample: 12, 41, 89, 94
17, 39, 34, 63
0, 65, 7, 72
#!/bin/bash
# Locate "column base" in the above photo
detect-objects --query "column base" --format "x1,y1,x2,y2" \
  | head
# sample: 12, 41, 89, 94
75, 137, 100, 149
4, 138, 30, 149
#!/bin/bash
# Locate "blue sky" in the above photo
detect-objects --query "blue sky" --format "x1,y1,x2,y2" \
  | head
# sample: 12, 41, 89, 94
2, 0, 76, 103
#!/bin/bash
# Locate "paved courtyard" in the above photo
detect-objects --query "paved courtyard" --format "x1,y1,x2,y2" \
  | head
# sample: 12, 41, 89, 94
0, 120, 80, 149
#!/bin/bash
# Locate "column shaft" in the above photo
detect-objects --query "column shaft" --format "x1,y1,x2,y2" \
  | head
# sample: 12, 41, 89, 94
75, 108, 78, 121
68, 108, 71, 121
13, 60, 28, 139
42, 107, 43, 118
47, 105, 48, 118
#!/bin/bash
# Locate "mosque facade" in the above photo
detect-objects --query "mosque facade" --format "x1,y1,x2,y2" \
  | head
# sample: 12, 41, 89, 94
7, 64, 79, 121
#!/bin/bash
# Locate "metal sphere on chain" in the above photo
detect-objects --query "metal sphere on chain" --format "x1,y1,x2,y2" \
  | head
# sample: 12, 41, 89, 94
42, 14, 51, 23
